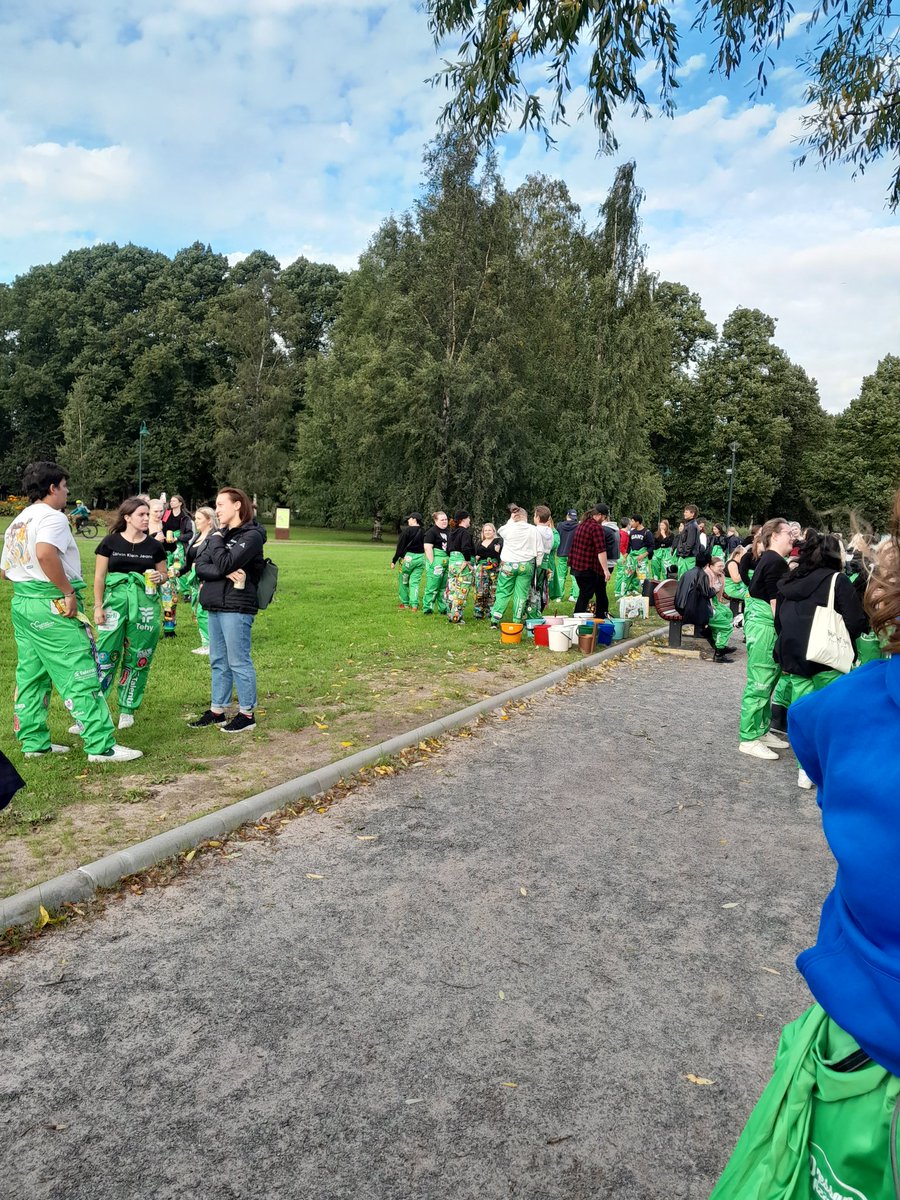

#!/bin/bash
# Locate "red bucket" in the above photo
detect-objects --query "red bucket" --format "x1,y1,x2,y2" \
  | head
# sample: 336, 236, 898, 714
534, 624, 551, 648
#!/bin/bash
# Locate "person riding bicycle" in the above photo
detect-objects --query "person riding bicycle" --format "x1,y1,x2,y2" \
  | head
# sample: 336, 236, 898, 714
70, 500, 90, 532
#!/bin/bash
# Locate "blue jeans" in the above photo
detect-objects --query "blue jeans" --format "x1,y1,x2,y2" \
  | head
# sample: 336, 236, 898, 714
207, 611, 257, 712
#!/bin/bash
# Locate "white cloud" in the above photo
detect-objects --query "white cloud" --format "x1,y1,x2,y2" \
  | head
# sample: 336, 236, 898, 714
0, 1, 895, 411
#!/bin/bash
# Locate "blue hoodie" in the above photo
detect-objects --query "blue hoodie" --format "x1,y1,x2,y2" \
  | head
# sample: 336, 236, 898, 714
789, 654, 900, 1074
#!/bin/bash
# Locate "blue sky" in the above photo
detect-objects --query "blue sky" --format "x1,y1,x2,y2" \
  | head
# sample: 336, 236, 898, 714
0, 0, 897, 411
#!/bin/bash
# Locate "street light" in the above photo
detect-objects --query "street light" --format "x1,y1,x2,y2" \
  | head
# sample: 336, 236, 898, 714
138, 421, 149, 494
725, 441, 738, 530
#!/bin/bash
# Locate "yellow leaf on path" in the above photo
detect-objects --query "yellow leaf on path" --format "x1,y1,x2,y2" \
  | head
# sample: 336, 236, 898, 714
37, 905, 51, 929
305, 873, 324, 880
183, 849, 196, 863
760, 966, 781, 975
520, 887, 528, 897
501, 1082, 518, 1088
356, 835, 379, 841
684, 1074, 715, 1086
223, 852, 242, 859
339, 741, 354, 747
498, 990, 506, 1000
721, 902, 739, 909
314, 722, 328, 730
206, 840, 222, 848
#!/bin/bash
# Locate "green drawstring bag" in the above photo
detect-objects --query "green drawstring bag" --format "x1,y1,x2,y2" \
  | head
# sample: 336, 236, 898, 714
709, 1004, 900, 1199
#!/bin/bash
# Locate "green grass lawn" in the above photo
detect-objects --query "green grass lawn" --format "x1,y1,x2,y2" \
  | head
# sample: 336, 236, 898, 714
0, 518, 660, 895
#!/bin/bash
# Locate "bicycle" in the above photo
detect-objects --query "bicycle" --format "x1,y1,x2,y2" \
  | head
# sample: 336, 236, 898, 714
73, 517, 99, 539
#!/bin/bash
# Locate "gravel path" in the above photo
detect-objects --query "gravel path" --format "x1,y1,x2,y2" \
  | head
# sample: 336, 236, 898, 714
0, 644, 833, 1200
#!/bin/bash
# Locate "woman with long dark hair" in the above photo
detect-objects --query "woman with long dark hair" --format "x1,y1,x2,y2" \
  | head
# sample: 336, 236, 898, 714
191, 487, 266, 734
445, 511, 475, 623
774, 531, 868, 787
738, 516, 793, 760
91, 497, 168, 730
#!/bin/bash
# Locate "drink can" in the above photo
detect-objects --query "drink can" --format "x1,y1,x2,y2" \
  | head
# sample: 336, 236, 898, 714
166, 530, 174, 543
144, 570, 158, 596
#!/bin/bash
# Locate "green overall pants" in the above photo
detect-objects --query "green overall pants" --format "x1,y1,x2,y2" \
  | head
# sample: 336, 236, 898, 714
545, 531, 561, 601
445, 552, 473, 623
11, 580, 115, 756
553, 555, 571, 601
739, 597, 782, 742
184, 566, 209, 648
677, 555, 697, 579
399, 552, 425, 608
855, 631, 883, 664
422, 549, 449, 614
708, 597, 735, 650
491, 561, 533, 624
96, 573, 163, 714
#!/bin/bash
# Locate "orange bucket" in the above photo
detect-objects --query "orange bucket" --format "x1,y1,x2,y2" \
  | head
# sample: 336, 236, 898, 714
500, 622, 524, 644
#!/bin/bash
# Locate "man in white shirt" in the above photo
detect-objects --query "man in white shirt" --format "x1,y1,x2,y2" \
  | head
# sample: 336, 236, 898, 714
491, 504, 544, 626
1, 462, 141, 762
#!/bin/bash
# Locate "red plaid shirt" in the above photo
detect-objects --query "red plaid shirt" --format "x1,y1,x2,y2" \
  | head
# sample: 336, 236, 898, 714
567, 519, 609, 573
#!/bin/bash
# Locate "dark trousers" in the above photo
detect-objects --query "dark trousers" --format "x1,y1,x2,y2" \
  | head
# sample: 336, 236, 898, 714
574, 570, 608, 618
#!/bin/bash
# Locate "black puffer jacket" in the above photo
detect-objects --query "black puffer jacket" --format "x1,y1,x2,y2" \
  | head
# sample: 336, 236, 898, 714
775, 566, 868, 676
195, 522, 266, 614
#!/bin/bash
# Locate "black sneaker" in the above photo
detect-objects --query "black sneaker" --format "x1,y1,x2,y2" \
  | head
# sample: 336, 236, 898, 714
189, 709, 226, 728
221, 712, 256, 734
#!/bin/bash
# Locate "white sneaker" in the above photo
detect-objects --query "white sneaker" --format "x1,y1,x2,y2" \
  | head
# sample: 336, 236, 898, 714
798, 768, 814, 790
24, 744, 70, 758
762, 731, 789, 749
739, 739, 779, 761
118, 713, 135, 730
88, 744, 144, 763
192, 646, 210, 656
68, 721, 85, 736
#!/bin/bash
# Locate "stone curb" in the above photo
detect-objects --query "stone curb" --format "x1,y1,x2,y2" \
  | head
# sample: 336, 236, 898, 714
1, 628, 665, 932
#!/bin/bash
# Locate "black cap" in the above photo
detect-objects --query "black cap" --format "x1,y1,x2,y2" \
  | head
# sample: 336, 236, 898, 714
454, 510, 470, 523
406, 511, 423, 523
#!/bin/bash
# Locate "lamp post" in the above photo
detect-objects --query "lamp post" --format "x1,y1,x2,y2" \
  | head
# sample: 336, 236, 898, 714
725, 441, 738, 531
137, 421, 149, 494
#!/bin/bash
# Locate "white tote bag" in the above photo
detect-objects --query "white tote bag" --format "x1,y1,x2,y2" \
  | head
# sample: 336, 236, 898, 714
806, 573, 855, 674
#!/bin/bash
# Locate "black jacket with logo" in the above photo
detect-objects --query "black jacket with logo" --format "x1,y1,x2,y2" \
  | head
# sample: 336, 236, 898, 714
195, 522, 267, 614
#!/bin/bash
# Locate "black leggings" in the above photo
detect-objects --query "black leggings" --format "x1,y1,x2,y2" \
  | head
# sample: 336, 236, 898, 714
574, 570, 609, 618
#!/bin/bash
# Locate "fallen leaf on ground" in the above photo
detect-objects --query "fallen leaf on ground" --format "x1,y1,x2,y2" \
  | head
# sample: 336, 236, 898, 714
721, 902, 739, 909
760, 966, 781, 975
305, 873, 324, 880
357, 835, 379, 841
498, 990, 506, 1000
206, 840, 222, 848
684, 1074, 714, 1086
339, 741, 354, 748
501, 1082, 518, 1088
183, 849, 196, 863
223, 852, 242, 860
404, 1098, 424, 1105
314, 721, 328, 730
316, 806, 328, 814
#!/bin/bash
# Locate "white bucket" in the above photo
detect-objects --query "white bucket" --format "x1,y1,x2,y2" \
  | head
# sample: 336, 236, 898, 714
548, 627, 571, 652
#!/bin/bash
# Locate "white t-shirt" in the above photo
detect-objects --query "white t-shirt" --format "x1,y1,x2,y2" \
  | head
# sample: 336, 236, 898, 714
497, 520, 543, 564
536, 526, 554, 554
1, 503, 83, 584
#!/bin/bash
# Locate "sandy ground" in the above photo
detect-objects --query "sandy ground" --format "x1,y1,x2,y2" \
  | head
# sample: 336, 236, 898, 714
0, 645, 833, 1200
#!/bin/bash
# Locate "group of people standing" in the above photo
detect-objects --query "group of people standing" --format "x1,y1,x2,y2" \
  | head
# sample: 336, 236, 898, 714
1, 462, 268, 765
390, 501, 735, 626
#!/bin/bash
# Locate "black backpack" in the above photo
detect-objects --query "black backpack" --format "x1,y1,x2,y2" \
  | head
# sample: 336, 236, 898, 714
255, 558, 279, 610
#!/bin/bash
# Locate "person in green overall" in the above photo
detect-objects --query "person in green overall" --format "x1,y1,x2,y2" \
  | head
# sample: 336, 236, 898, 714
422, 511, 449, 615
491, 504, 544, 626
651, 519, 674, 581
390, 512, 425, 610
553, 508, 579, 601
91, 497, 168, 731
846, 533, 884, 665
674, 504, 701, 578
723, 545, 748, 622
528, 506, 558, 616
738, 517, 793, 760
616, 515, 655, 598
0, 461, 141, 763
774, 531, 868, 788
445, 511, 475, 623
178, 506, 216, 654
